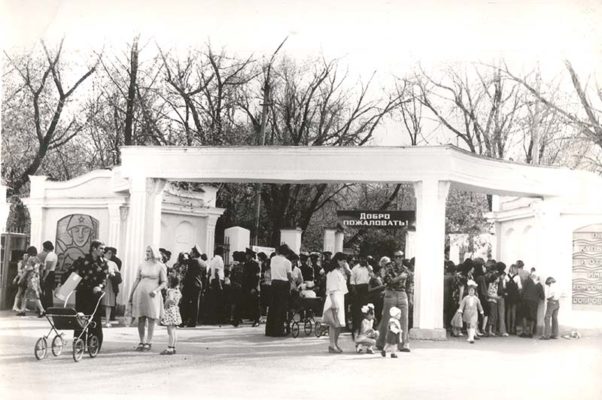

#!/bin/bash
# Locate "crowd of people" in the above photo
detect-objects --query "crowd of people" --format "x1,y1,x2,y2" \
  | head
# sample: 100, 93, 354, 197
12, 241, 59, 317
444, 258, 561, 343
12, 239, 562, 356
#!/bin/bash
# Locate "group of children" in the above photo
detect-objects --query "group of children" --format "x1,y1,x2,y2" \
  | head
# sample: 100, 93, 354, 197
354, 303, 403, 358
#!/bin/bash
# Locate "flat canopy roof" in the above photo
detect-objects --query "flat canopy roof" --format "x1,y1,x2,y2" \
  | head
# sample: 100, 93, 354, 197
118, 145, 601, 197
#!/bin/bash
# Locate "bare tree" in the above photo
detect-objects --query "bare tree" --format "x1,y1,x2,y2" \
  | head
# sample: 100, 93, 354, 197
414, 64, 524, 159
504, 61, 602, 169
159, 46, 256, 145
2, 39, 99, 194
246, 58, 405, 245
394, 79, 426, 145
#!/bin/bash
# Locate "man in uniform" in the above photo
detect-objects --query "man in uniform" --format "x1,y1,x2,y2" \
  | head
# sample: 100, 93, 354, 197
376, 250, 413, 352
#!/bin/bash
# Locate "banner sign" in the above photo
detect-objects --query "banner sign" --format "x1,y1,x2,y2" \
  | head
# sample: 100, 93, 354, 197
572, 228, 602, 310
337, 210, 415, 229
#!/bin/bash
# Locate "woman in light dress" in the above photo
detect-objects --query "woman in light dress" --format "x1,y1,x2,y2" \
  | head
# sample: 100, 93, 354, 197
17, 246, 46, 317
323, 252, 349, 353
129, 246, 167, 351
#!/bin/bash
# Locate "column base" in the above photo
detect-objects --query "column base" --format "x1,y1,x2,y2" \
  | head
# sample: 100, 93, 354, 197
409, 328, 447, 341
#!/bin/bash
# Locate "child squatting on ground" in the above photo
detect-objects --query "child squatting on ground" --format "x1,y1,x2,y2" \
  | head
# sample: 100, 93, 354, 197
160, 275, 182, 355
355, 303, 379, 354
381, 306, 402, 358
457, 280, 484, 343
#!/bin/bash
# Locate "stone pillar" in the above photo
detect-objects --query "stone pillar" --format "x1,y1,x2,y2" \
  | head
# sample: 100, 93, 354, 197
204, 215, 219, 258
323, 229, 336, 254
224, 226, 250, 262
144, 178, 167, 249
334, 231, 344, 253
122, 177, 166, 303
533, 197, 563, 333
107, 204, 121, 248
410, 179, 450, 340
0, 185, 10, 234
404, 230, 416, 260
27, 176, 48, 248
281, 228, 302, 254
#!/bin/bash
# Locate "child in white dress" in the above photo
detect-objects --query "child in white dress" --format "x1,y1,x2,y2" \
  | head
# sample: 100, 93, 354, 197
160, 275, 182, 355
381, 306, 402, 358
457, 280, 484, 343
355, 303, 379, 354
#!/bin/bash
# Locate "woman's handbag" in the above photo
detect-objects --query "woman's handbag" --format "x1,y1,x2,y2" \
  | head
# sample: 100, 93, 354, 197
322, 307, 341, 328
451, 311, 463, 329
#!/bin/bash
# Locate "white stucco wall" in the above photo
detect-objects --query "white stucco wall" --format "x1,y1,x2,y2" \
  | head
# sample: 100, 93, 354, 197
22, 170, 225, 309
495, 198, 602, 330
160, 213, 208, 256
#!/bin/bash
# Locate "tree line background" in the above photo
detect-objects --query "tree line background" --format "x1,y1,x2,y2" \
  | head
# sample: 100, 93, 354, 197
2, 37, 601, 253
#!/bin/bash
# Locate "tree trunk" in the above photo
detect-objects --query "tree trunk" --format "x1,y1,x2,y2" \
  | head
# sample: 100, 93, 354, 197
124, 35, 139, 146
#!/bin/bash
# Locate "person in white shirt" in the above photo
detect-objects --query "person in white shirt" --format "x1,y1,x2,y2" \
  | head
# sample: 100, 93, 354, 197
351, 254, 372, 337
207, 247, 225, 324
208, 248, 225, 284
265, 244, 293, 337
323, 252, 349, 353
40, 241, 58, 310
541, 276, 561, 340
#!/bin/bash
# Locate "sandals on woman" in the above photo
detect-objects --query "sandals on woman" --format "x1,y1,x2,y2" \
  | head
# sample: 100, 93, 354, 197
160, 347, 176, 355
136, 343, 151, 351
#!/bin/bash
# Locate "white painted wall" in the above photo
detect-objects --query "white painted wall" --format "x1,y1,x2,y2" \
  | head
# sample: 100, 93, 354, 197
160, 213, 207, 256
224, 226, 250, 262
495, 199, 602, 330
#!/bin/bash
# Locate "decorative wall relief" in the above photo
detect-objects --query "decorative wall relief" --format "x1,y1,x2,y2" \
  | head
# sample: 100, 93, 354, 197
55, 214, 99, 272
573, 224, 602, 310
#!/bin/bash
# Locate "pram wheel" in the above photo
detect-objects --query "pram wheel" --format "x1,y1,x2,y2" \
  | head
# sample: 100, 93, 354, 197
291, 321, 300, 338
51, 334, 64, 356
88, 335, 100, 358
304, 320, 313, 336
73, 338, 85, 362
314, 321, 322, 337
34, 337, 47, 360
283, 321, 290, 336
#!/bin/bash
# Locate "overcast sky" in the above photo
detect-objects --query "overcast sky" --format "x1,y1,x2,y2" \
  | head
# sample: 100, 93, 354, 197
1, 0, 601, 145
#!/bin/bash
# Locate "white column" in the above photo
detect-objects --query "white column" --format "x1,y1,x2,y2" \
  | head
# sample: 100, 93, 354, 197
224, 226, 250, 261
404, 230, 416, 260
204, 215, 219, 258
122, 177, 166, 302
411, 179, 450, 340
28, 204, 43, 248
144, 178, 167, 249
27, 176, 48, 247
323, 229, 336, 254
532, 197, 564, 331
334, 231, 345, 253
107, 204, 121, 248
281, 228, 302, 254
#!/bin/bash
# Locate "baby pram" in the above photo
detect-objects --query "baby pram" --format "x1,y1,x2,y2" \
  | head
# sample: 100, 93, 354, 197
288, 296, 323, 338
34, 288, 105, 362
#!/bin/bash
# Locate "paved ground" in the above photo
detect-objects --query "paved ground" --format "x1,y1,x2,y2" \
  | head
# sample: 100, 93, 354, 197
0, 312, 600, 400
